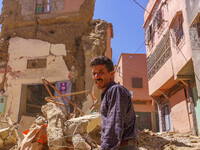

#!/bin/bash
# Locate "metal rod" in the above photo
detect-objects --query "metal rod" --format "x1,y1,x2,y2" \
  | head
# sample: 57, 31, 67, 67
43, 78, 84, 115
46, 90, 91, 99
42, 78, 58, 106
45, 98, 65, 106
42, 78, 69, 116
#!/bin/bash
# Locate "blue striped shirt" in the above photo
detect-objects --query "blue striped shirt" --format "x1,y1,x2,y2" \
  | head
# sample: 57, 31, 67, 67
100, 81, 139, 150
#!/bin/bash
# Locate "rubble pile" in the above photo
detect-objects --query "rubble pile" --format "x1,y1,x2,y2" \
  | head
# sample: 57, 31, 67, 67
138, 129, 200, 150
41, 103, 66, 149
1, 102, 200, 150
64, 112, 101, 149
20, 102, 101, 150
0, 127, 17, 149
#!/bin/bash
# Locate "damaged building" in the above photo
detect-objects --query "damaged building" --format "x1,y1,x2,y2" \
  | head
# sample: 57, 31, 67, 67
0, 0, 113, 122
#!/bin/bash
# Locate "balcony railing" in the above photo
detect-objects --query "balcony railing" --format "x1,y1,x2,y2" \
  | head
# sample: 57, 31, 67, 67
147, 31, 172, 80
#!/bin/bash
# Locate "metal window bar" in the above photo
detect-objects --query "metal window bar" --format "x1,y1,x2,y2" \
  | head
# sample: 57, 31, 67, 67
173, 15, 184, 45
35, 2, 50, 14
157, 9, 163, 29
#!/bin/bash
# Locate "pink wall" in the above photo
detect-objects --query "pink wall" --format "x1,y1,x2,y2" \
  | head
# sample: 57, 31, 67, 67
134, 101, 156, 131
122, 54, 151, 100
115, 54, 157, 131
144, 0, 193, 96
134, 101, 155, 112
170, 89, 191, 133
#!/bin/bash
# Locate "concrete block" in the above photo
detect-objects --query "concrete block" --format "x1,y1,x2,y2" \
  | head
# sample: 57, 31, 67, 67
50, 44, 66, 56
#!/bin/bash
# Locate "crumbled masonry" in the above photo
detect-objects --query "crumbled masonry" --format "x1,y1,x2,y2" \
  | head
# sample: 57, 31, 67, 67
0, 103, 200, 149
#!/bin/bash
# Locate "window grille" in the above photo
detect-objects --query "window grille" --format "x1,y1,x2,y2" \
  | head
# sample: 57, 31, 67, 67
35, 0, 50, 14
197, 22, 200, 38
173, 15, 184, 45
132, 78, 143, 88
156, 9, 163, 29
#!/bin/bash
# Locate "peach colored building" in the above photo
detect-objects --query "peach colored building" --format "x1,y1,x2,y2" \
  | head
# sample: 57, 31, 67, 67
144, 0, 200, 135
115, 53, 159, 132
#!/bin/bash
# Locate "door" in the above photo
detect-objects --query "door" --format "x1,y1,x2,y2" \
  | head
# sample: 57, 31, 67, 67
163, 103, 171, 131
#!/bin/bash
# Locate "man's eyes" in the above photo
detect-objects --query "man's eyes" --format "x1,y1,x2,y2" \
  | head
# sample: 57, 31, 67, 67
93, 71, 104, 76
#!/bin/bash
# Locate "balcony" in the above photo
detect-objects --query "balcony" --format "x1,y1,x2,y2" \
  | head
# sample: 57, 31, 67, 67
147, 31, 172, 80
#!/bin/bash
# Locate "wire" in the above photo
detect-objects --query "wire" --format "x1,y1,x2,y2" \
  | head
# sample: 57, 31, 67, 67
133, 0, 161, 23
134, 41, 145, 53
133, 0, 150, 14
133, 0, 200, 83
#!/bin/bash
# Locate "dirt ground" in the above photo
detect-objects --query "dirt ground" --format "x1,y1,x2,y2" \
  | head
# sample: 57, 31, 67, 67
139, 129, 200, 150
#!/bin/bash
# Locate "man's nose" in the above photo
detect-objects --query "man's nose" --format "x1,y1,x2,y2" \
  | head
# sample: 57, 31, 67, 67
94, 73, 100, 78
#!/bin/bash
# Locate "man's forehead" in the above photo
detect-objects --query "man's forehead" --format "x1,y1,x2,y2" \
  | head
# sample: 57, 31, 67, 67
92, 65, 107, 71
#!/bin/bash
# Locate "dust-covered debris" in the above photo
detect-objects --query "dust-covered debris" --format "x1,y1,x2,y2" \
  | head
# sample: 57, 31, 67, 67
41, 103, 66, 150
138, 129, 200, 150
3, 102, 199, 150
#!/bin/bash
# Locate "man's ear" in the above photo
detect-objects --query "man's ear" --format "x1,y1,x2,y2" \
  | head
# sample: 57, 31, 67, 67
110, 71, 115, 76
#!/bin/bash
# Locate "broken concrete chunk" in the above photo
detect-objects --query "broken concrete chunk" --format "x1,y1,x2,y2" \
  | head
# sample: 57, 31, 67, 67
64, 113, 101, 137
41, 102, 66, 120
0, 128, 10, 139
50, 44, 66, 56
4, 132, 17, 145
87, 115, 101, 133
72, 134, 91, 150
41, 103, 66, 150
64, 112, 101, 148
34, 116, 46, 125
18, 116, 36, 140
65, 119, 88, 138
0, 128, 16, 148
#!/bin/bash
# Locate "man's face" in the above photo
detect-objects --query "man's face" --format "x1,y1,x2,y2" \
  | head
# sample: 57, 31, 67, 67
92, 65, 114, 91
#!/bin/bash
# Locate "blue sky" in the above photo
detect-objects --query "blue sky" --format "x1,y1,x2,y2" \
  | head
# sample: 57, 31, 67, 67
0, 0, 148, 65
93, 0, 148, 64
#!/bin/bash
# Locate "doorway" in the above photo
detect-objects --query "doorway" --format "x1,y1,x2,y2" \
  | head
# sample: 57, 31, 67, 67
20, 84, 54, 117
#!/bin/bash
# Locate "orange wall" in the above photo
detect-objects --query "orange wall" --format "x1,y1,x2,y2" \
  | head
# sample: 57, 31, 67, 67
170, 89, 191, 133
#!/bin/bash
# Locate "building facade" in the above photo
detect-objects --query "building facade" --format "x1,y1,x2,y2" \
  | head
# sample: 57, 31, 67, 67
0, 0, 113, 122
144, 0, 200, 135
115, 53, 159, 132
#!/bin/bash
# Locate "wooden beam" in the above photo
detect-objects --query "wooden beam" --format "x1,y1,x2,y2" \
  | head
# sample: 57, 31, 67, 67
176, 75, 192, 80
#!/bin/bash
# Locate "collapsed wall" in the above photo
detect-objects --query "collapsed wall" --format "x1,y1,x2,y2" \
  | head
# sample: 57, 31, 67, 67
20, 102, 101, 150
0, 0, 112, 121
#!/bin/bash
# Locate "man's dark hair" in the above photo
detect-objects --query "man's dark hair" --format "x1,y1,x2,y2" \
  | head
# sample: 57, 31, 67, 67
90, 56, 114, 72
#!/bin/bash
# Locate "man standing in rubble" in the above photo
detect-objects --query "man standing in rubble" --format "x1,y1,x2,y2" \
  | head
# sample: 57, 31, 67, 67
90, 56, 139, 150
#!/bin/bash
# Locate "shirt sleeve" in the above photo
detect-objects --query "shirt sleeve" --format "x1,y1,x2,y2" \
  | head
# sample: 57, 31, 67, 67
101, 86, 128, 150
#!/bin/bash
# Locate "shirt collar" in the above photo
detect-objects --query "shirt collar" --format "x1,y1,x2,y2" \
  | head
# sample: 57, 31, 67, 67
101, 81, 116, 101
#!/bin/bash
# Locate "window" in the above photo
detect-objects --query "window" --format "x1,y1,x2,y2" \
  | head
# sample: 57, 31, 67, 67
170, 12, 184, 45
35, 0, 50, 14
156, 8, 163, 29
145, 23, 155, 49
149, 25, 155, 42
197, 22, 200, 38
132, 78, 143, 88
27, 58, 47, 69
